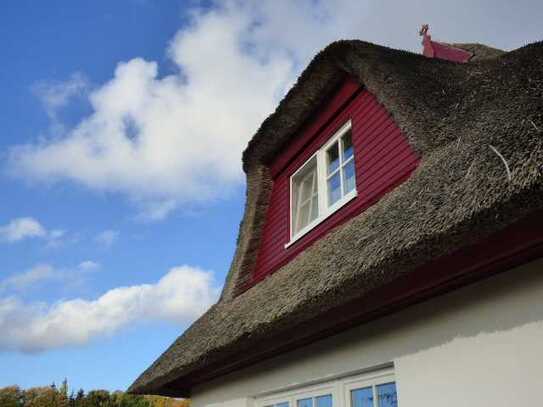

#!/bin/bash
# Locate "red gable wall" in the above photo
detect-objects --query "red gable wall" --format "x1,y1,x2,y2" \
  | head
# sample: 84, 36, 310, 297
246, 77, 420, 289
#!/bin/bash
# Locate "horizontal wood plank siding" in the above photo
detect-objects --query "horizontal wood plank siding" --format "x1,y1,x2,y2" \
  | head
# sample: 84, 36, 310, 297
247, 79, 420, 288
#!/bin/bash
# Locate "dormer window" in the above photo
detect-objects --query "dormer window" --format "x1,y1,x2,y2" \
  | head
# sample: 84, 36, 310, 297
288, 121, 356, 246
292, 156, 319, 236
325, 125, 356, 205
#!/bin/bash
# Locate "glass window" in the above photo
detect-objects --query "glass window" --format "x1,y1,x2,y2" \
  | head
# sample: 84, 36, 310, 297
292, 157, 319, 235
257, 369, 396, 407
297, 398, 313, 407
327, 142, 340, 175
341, 130, 356, 195
350, 382, 397, 407
316, 395, 333, 407
343, 130, 354, 161
351, 387, 374, 407
288, 120, 357, 244
325, 129, 356, 207
376, 383, 397, 407
297, 394, 332, 407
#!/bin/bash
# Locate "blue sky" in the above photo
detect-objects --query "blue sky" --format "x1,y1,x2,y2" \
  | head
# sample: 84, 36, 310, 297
0, 0, 541, 394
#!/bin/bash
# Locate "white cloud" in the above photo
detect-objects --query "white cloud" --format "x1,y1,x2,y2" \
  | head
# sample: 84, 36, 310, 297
78, 260, 100, 271
0, 217, 70, 247
33, 72, 88, 117
8, 1, 375, 219
9, 1, 541, 220
0, 261, 101, 292
32, 73, 89, 136
0, 217, 46, 242
48, 229, 66, 240
0, 265, 56, 291
95, 229, 119, 247
0, 265, 219, 352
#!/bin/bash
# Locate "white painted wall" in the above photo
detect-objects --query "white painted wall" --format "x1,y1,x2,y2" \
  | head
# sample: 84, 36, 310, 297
191, 258, 543, 407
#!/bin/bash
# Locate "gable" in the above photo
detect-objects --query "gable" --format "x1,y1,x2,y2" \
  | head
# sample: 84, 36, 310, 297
245, 77, 420, 290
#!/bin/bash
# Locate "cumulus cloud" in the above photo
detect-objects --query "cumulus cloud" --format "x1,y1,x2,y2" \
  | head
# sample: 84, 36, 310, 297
0, 265, 219, 352
95, 229, 119, 247
7, 1, 375, 220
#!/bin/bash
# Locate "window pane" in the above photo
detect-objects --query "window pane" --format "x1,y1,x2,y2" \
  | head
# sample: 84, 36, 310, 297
327, 142, 340, 175
297, 202, 311, 232
277, 403, 290, 407
300, 172, 315, 202
297, 398, 313, 407
292, 158, 319, 234
342, 159, 356, 193
328, 172, 341, 205
342, 130, 353, 161
310, 196, 319, 221
351, 387, 374, 407
316, 394, 333, 407
377, 383, 397, 407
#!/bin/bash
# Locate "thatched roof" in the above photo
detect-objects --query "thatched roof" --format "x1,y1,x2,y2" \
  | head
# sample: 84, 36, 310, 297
129, 39, 543, 397
452, 42, 506, 61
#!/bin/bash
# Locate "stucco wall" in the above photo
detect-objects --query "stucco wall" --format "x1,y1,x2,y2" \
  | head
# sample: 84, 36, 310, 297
192, 257, 543, 407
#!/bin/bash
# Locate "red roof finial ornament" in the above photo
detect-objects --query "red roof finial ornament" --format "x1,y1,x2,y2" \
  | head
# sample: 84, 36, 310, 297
419, 24, 430, 37
419, 24, 473, 63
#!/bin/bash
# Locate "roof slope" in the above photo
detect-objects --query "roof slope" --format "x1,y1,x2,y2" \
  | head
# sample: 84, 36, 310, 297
452, 42, 506, 60
130, 39, 543, 397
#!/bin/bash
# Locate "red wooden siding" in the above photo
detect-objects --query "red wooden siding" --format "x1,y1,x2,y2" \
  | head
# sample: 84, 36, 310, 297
248, 78, 420, 287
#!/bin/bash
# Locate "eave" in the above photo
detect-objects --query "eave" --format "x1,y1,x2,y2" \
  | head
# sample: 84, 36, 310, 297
134, 209, 543, 397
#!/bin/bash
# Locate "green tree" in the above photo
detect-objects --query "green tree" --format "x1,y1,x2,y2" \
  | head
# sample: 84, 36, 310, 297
0, 386, 24, 407
57, 379, 69, 407
84, 390, 113, 407
118, 393, 151, 407
23, 386, 58, 407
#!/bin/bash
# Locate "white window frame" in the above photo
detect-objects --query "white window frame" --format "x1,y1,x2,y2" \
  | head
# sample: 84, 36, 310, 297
255, 367, 397, 407
343, 369, 397, 407
286, 120, 357, 248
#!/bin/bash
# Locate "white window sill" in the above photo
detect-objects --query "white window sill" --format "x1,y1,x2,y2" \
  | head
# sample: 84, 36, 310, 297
285, 189, 357, 249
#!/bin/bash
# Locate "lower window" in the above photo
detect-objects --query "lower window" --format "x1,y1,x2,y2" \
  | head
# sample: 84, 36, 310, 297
261, 389, 334, 407
347, 380, 397, 407
257, 368, 397, 407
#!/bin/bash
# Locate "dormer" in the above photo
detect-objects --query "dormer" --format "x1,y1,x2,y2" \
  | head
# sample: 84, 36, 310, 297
244, 77, 420, 291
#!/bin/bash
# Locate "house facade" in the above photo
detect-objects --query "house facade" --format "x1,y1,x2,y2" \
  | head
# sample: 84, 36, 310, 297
130, 32, 543, 407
